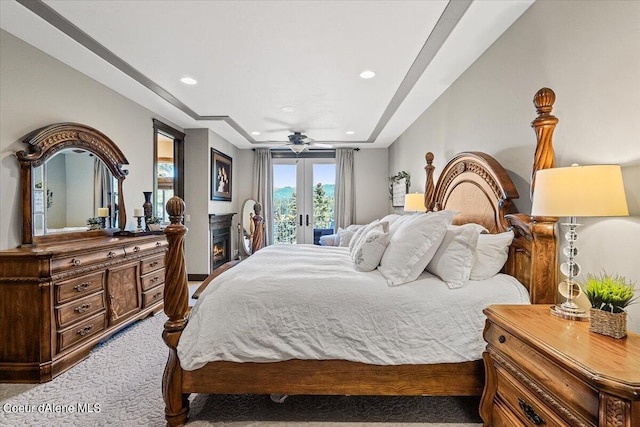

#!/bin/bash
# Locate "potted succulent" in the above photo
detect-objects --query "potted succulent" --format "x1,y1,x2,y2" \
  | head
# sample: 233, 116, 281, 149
146, 216, 163, 231
581, 272, 637, 339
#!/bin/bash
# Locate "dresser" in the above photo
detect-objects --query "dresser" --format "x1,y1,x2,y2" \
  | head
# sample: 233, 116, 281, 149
481, 304, 640, 427
0, 234, 167, 383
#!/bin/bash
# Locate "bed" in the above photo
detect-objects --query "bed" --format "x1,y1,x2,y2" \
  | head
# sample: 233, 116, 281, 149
160, 87, 560, 426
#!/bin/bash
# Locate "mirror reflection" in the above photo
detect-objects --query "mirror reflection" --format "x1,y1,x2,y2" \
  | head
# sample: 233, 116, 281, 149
33, 149, 117, 236
241, 199, 265, 256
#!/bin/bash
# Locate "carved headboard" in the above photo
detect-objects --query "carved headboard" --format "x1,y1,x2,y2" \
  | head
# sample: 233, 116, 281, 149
422, 88, 559, 304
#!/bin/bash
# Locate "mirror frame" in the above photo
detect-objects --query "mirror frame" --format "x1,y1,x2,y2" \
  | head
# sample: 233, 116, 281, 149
17, 122, 129, 245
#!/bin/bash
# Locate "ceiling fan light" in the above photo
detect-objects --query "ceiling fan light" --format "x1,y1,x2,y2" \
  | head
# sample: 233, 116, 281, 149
289, 144, 307, 154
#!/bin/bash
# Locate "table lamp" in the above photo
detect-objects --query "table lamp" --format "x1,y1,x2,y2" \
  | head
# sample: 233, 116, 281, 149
531, 164, 628, 320
404, 193, 426, 212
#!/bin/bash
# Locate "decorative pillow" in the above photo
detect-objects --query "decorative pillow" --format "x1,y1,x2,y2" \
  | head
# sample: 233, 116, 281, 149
337, 224, 363, 247
319, 234, 338, 246
378, 210, 457, 286
349, 220, 388, 255
426, 223, 487, 289
469, 231, 515, 280
352, 227, 390, 272
380, 214, 402, 228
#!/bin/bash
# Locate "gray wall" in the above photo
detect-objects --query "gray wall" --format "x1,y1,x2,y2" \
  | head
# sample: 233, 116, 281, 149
389, 0, 640, 332
0, 30, 184, 249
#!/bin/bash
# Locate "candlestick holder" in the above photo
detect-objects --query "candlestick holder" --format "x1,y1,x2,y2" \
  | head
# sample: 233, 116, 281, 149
98, 216, 107, 229
134, 215, 143, 231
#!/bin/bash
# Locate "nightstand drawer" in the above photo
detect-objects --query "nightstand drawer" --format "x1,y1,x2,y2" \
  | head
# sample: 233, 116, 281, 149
485, 322, 599, 425
496, 365, 573, 427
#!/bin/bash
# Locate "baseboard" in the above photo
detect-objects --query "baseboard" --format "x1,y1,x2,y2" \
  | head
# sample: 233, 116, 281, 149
188, 274, 209, 281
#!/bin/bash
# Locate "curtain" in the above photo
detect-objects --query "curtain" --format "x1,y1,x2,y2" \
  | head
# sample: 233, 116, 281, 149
334, 148, 355, 231
94, 159, 114, 225
253, 148, 273, 245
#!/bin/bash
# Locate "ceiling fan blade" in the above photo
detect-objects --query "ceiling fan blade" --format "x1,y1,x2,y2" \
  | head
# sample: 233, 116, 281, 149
310, 142, 333, 148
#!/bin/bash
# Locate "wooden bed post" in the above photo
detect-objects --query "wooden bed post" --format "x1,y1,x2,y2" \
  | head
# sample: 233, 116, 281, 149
530, 87, 557, 199
506, 87, 559, 304
424, 152, 436, 211
162, 196, 190, 427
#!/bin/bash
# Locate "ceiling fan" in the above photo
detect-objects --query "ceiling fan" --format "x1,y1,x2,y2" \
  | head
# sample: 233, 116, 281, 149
268, 132, 333, 153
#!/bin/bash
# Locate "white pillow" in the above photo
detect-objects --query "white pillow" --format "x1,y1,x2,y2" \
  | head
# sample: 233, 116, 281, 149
426, 223, 487, 289
349, 220, 388, 255
388, 213, 416, 238
469, 231, 515, 280
337, 224, 364, 247
380, 213, 402, 228
352, 227, 390, 272
319, 234, 338, 246
378, 210, 456, 286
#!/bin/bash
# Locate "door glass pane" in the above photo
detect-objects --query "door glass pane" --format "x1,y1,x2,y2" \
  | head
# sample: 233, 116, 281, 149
273, 163, 297, 244
312, 163, 335, 243
155, 132, 174, 222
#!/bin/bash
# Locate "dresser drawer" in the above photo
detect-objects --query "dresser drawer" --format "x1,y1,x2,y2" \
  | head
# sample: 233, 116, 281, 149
142, 284, 164, 308
55, 292, 106, 328
495, 365, 574, 427
57, 312, 106, 353
141, 268, 165, 291
485, 322, 599, 425
140, 254, 165, 274
124, 239, 167, 256
54, 271, 105, 304
52, 247, 126, 273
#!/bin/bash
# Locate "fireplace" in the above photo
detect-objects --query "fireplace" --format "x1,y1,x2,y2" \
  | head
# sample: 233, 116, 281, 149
209, 213, 235, 272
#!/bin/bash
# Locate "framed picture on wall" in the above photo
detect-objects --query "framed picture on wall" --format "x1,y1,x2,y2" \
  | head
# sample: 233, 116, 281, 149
211, 149, 232, 201
391, 178, 408, 207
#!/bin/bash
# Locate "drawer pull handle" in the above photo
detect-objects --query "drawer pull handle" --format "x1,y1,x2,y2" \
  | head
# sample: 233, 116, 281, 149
518, 398, 544, 425
133, 246, 141, 252
156, 242, 162, 247
150, 276, 159, 283
71, 258, 82, 266
77, 325, 93, 336
74, 282, 91, 292
107, 251, 117, 259
74, 303, 91, 313
150, 261, 159, 267
498, 335, 506, 344
152, 291, 162, 300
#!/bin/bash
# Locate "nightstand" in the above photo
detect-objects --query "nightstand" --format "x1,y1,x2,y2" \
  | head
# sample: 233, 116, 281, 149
480, 305, 640, 427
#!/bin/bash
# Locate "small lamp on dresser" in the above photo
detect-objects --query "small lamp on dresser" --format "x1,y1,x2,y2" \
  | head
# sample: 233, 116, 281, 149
404, 193, 426, 213
530, 164, 629, 320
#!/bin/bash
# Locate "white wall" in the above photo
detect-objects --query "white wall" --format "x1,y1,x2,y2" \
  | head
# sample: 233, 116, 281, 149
389, 1, 640, 332
0, 30, 184, 249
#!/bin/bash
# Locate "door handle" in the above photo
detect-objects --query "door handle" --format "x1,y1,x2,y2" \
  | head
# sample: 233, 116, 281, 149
299, 214, 303, 226
306, 215, 309, 226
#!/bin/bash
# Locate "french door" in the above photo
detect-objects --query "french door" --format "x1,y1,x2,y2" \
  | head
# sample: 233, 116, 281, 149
272, 158, 335, 245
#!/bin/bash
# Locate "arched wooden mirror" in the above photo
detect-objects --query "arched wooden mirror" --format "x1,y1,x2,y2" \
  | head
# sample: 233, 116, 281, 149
17, 123, 129, 245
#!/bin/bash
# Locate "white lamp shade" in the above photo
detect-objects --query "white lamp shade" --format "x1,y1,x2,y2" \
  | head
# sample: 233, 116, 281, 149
404, 193, 425, 212
531, 165, 628, 217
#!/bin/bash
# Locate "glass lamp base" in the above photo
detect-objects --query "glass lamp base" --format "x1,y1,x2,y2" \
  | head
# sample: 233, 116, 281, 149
550, 304, 589, 321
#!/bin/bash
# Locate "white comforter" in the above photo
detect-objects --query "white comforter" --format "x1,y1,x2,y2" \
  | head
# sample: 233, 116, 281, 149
177, 244, 530, 370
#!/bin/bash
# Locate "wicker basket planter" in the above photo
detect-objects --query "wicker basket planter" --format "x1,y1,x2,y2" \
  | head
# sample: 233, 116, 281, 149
589, 308, 627, 339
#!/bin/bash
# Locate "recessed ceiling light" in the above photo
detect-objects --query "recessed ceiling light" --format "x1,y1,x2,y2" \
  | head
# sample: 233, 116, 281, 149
251, 131, 261, 136
180, 77, 197, 85
359, 70, 375, 79
281, 106, 295, 113
345, 131, 355, 135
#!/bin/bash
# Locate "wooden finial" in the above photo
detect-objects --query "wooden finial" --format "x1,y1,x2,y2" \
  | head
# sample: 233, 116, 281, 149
163, 196, 189, 331
533, 87, 556, 116
424, 152, 436, 211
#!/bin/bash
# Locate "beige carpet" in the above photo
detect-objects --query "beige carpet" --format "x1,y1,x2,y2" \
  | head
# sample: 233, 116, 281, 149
0, 312, 482, 427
